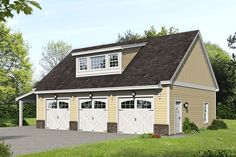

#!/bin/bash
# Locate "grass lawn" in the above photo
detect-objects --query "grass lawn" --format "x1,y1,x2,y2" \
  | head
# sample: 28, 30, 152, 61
19, 120, 236, 157
0, 118, 36, 127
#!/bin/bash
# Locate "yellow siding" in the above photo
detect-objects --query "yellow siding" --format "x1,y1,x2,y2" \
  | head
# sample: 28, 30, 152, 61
176, 39, 215, 87
70, 96, 78, 121
108, 96, 117, 122
170, 86, 216, 134
122, 47, 139, 69
37, 96, 45, 120
154, 88, 168, 124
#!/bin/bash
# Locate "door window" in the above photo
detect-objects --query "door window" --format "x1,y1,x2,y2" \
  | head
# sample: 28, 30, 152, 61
59, 101, 69, 109
81, 101, 92, 109
48, 101, 57, 109
94, 101, 106, 109
121, 100, 134, 109
137, 100, 151, 109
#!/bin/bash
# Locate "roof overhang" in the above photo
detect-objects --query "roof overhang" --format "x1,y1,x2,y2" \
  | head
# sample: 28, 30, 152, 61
34, 84, 162, 94
71, 42, 147, 56
15, 89, 36, 102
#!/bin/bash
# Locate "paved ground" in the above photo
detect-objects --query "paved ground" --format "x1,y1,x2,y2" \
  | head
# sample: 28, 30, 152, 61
0, 126, 135, 156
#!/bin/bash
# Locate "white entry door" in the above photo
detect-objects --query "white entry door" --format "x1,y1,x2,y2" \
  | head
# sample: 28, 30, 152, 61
175, 101, 182, 134
118, 97, 154, 134
46, 99, 70, 130
79, 98, 107, 132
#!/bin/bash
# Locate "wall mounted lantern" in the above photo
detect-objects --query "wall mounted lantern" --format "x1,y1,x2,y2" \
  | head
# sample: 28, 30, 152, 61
89, 93, 93, 99
183, 102, 189, 112
53, 94, 58, 100
131, 91, 136, 98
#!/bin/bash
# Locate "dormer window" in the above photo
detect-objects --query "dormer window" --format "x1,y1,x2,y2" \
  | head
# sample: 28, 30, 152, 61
79, 58, 87, 70
91, 55, 106, 69
76, 52, 122, 77
109, 54, 119, 68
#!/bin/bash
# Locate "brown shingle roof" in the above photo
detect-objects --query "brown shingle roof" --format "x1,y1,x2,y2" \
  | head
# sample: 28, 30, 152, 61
35, 30, 198, 91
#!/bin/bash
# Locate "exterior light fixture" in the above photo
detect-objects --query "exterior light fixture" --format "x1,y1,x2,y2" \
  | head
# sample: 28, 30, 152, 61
89, 93, 93, 99
183, 102, 189, 109
53, 94, 58, 100
131, 91, 136, 98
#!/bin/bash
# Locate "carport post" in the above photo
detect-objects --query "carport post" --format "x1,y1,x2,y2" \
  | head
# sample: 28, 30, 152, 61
19, 100, 23, 127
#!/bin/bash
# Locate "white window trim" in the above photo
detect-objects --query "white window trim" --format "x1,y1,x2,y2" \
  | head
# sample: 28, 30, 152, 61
76, 52, 122, 77
203, 102, 209, 124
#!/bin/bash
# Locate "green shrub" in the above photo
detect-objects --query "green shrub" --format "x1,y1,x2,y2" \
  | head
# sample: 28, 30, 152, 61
183, 117, 199, 134
196, 150, 232, 157
11, 118, 29, 126
139, 133, 153, 138
0, 142, 12, 157
0, 124, 8, 127
207, 119, 228, 130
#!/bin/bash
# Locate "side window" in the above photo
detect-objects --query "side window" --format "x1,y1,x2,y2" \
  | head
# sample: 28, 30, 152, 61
137, 100, 151, 109
59, 101, 69, 109
94, 101, 106, 109
203, 103, 209, 123
81, 101, 92, 109
121, 100, 134, 109
48, 100, 57, 109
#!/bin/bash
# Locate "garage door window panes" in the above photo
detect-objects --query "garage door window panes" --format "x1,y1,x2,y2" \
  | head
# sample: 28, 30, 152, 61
121, 100, 134, 109
137, 100, 151, 109
48, 101, 57, 109
59, 101, 69, 109
81, 101, 92, 109
94, 101, 106, 109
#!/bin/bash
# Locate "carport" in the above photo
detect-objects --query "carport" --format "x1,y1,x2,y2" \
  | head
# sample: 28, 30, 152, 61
15, 90, 36, 126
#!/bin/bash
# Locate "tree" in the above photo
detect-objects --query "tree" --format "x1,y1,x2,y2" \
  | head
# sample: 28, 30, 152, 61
40, 41, 72, 77
0, 0, 41, 22
117, 26, 178, 42
0, 23, 32, 104
205, 42, 236, 119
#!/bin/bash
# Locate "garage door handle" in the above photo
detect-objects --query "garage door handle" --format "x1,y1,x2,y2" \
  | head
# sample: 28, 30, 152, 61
134, 118, 136, 121
57, 116, 59, 119
92, 117, 94, 120
119, 109, 123, 111
149, 109, 153, 111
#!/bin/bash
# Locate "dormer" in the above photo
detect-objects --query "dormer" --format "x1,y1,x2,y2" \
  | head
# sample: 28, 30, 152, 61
71, 42, 147, 77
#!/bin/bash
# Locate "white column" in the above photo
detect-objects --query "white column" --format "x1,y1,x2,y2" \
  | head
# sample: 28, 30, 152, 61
19, 100, 23, 127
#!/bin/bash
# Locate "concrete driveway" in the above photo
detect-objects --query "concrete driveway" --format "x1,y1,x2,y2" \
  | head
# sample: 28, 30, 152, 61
0, 126, 135, 156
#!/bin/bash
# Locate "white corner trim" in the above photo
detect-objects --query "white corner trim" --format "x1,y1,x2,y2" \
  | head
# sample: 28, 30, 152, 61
34, 84, 162, 94
160, 80, 172, 85
167, 86, 170, 135
174, 81, 218, 91
71, 42, 147, 56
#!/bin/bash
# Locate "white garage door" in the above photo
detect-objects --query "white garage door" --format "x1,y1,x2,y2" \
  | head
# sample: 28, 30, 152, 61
118, 97, 154, 134
79, 98, 107, 132
46, 99, 70, 130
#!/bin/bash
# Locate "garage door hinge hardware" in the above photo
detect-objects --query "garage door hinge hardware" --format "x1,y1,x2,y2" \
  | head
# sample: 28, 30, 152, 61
134, 118, 136, 121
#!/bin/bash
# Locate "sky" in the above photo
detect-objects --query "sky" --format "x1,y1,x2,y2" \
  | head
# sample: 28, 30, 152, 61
6, 0, 236, 80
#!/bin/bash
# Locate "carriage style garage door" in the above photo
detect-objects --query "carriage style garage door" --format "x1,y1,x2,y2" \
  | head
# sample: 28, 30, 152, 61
46, 99, 70, 130
118, 97, 154, 134
79, 98, 107, 132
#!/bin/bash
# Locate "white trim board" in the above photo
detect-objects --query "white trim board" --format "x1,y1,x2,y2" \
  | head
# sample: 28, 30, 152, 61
173, 81, 218, 91
71, 42, 147, 56
34, 85, 162, 94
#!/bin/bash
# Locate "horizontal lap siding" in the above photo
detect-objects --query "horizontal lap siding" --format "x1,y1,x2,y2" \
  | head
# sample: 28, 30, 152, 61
154, 88, 168, 124
170, 86, 216, 134
70, 96, 78, 121
37, 96, 45, 120
108, 96, 117, 122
